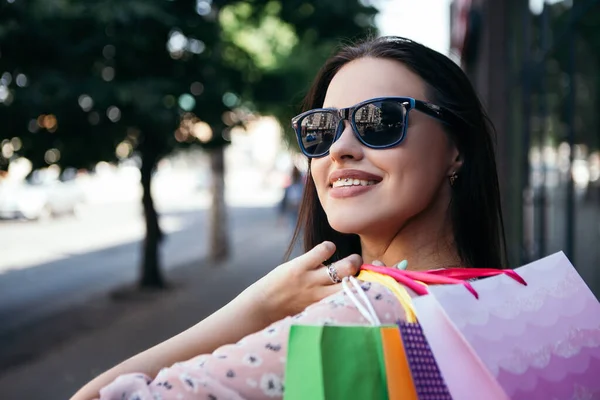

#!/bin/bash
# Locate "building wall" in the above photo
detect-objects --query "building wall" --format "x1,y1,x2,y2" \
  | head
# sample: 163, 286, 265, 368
455, 0, 600, 294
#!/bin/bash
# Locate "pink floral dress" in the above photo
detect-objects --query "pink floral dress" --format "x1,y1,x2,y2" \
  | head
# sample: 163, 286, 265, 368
97, 281, 405, 400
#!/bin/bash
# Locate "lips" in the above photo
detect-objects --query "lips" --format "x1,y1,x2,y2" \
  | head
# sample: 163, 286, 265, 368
328, 169, 383, 187
326, 169, 382, 199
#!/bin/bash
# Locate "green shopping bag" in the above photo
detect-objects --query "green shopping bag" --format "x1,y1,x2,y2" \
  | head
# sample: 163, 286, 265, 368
284, 276, 424, 400
284, 324, 392, 400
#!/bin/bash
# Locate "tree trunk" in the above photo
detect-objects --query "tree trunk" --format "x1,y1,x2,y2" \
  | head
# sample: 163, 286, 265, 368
139, 145, 165, 288
209, 145, 229, 261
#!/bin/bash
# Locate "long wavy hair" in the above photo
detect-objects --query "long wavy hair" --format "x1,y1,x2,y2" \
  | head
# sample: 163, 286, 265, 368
286, 36, 507, 269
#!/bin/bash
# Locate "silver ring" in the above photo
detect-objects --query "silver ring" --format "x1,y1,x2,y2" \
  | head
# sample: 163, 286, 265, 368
326, 263, 342, 284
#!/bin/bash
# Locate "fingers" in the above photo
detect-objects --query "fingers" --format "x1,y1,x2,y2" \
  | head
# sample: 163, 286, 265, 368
333, 254, 362, 279
289, 241, 336, 271
314, 253, 363, 285
369, 259, 408, 270
395, 259, 408, 270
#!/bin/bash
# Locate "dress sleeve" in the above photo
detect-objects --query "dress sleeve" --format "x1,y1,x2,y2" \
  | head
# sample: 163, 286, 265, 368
97, 281, 407, 400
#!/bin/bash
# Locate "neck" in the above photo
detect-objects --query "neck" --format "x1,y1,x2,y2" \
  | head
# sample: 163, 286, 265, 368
359, 200, 461, 272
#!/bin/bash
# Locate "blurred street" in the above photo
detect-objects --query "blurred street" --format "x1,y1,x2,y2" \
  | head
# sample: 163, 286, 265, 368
0, 200, 296, 400
0, 189, 281, 336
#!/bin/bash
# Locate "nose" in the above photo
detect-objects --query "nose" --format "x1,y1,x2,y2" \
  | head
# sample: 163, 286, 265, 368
328, 121, 364, 162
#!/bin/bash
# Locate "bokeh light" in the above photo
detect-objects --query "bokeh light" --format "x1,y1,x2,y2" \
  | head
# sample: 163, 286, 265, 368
107, 106, 121, 122
196, 0, 212, 16
102, 66, 115, 81
178, 94, 196, 111
221, 111, 238, 126
15, 73, 28, 87
1, 140, 14, 159
167, 30, 188, 55
115, 141, 133, 159
1, 72, 12, 85
0, 85, 9, 102
28, 119, 39, 133
78, 94, 94, 111
188, 38, 206, 54
222, 92, 238, 107
44, 148, 61, 164
193, 121, 213, 143
11, 137, 22, 151
43, 114, 58, 131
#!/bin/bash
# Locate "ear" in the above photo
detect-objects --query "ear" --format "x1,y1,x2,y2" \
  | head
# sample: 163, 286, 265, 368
446, 143, 463, 176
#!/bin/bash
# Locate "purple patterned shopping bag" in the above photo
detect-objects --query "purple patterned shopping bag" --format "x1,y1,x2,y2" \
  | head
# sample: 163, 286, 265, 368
397, 321, 452, 400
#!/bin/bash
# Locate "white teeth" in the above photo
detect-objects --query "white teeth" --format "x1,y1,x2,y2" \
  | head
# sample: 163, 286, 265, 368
331, 178, 376, 188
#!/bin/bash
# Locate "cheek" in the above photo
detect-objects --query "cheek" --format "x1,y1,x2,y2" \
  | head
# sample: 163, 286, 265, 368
376, 148, 446, 209
309, 159, 329, 199
385, 131, 450, 188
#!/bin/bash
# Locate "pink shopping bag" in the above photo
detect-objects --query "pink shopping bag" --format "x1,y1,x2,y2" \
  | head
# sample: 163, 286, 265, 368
414, 252, 600, 400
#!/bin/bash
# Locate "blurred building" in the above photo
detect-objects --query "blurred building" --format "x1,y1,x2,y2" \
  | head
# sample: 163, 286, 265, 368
451, 0, 600, 293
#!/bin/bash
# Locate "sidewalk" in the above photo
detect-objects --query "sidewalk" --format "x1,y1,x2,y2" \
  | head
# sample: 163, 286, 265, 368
0, 211, 297, 400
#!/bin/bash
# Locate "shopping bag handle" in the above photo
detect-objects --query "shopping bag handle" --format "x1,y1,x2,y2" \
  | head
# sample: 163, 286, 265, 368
341, 276, 382, 326
358, 270, 419, 323
361, 265, 480, 298
425, 268, 527, 286
360, 265, 527, 299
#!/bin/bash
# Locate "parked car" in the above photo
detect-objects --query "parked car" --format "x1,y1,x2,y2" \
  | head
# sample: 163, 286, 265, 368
0, 170, 85, 221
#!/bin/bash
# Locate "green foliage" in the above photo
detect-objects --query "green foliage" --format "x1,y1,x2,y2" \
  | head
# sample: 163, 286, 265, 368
1, 0, 228, 170
220, 1, 298, 71
0, 0, 378, 169
227, 0, 379, 147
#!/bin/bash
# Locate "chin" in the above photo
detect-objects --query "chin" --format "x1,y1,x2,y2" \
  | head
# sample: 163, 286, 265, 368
327, 215, 372, 236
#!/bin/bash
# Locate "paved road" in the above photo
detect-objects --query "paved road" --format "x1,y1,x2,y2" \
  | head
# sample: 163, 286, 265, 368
0, 191, 287, 336
0, 202, 296, 400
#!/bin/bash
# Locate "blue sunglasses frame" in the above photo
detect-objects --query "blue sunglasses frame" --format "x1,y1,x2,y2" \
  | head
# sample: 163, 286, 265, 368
291, 96, 461, 158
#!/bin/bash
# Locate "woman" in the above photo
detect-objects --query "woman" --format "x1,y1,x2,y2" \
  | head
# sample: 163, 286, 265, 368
73, 36, 505, 400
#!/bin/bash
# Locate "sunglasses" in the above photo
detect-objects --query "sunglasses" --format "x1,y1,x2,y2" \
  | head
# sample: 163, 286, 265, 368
292, 96, 460, 158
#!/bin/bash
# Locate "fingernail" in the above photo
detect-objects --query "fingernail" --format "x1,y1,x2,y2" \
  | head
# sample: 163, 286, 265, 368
321, 241, 335, 251
396, 260, 408, 270
371, 260, 384, 267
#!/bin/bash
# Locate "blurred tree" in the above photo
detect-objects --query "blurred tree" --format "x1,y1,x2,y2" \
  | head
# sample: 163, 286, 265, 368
0, 0, 377, 288
0, 0, 238, 288
219, 0, 379, 145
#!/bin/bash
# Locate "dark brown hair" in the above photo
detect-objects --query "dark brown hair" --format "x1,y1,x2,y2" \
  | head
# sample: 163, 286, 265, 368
286, 36, 506, 269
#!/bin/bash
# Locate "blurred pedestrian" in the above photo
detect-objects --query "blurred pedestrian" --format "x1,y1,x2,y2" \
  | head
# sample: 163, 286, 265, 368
278, 166, 304, 231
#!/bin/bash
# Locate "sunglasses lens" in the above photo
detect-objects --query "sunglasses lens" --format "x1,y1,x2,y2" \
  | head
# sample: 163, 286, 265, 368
298, 112, 338, 156
354, 100, 407, 147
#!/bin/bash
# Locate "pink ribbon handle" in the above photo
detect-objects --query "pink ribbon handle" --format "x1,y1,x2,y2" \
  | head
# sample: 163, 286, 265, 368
425, 268, 527, 286
361, 264, 480, 299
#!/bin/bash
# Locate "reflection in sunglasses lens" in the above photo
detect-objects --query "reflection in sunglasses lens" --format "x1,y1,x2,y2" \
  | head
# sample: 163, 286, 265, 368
355, 101, 405, 146
301, 112, 337, 155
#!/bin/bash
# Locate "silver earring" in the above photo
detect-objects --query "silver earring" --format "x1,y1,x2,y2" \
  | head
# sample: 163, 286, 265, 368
449, 172, 458, 186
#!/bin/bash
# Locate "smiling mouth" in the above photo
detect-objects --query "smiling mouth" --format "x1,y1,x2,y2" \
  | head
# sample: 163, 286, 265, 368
330, 178, 379, 188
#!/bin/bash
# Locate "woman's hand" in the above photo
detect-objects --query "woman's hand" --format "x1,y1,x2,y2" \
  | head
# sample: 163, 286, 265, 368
244, 241, 362, 324
71, 242, 360, 400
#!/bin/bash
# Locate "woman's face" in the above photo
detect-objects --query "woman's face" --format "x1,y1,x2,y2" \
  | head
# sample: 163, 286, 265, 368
311, 57, 461, 239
